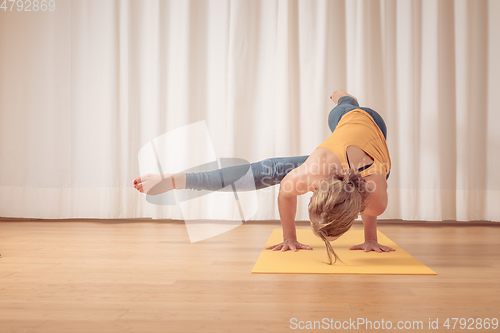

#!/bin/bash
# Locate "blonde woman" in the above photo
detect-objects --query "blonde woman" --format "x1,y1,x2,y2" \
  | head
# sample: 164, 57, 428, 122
133, 90, 393, 264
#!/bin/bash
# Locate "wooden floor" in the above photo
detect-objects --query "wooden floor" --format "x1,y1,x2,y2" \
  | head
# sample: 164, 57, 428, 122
0, 219, 499, 333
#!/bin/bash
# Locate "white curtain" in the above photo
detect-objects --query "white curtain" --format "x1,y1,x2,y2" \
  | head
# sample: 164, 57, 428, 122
0, 0, 498, 221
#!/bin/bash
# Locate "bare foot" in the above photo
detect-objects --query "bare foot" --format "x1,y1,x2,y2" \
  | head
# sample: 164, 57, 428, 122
133, 174, 175, 195
330, 89, 358, 104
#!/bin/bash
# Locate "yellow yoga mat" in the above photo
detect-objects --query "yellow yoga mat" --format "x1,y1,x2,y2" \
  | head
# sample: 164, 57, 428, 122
252, 229, 436, 275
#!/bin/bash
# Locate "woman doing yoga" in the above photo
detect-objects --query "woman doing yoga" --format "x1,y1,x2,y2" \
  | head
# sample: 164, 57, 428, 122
133, 90, 393, 264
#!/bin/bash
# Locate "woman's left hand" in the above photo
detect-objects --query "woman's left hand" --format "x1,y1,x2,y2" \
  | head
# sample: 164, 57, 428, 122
266, 238, 313, 252
349, 240, 395, 252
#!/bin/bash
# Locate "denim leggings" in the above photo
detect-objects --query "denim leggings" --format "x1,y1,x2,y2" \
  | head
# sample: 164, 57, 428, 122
185, 96, 388, 191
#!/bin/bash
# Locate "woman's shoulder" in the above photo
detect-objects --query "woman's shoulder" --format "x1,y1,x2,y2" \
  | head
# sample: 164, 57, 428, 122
306, 148, 342, 168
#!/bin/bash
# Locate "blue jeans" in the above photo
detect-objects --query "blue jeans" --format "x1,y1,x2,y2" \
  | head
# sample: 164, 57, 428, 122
185, 97, 389, 191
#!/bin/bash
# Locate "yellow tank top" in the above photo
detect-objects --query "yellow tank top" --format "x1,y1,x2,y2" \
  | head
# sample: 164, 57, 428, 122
316, 109, 391, 178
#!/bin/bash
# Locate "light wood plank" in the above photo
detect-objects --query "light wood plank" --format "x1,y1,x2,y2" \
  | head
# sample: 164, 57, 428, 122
0, 220, 499, 333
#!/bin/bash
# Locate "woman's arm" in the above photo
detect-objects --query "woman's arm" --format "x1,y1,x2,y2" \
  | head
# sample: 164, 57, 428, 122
266, 166, 316, 252
349, 175, 395, 252
278, 191, 298, 242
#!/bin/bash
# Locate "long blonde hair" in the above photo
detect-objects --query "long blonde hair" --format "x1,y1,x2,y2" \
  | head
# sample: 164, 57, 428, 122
308, 168, 369, 264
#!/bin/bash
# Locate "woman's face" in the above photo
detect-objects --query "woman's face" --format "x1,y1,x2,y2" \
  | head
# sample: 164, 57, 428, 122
324, 234, 339, 241
309, 219, 340, 241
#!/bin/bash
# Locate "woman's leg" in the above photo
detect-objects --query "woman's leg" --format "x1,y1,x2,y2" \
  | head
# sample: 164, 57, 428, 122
134, 156, 310, 195
359, 107, 388, 139
328, 92, 388, 140
327, 95, 360, 132
185, 155, 309, 191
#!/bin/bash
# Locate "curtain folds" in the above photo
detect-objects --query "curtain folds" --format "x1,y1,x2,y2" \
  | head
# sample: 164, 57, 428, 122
0, 0, 498, 221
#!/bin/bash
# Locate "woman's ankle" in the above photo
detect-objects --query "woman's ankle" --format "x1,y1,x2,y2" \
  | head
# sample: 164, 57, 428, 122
165, 173, 186, 190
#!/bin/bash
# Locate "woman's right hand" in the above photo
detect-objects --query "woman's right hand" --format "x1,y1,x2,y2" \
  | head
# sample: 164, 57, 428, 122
266, 238, 313, 252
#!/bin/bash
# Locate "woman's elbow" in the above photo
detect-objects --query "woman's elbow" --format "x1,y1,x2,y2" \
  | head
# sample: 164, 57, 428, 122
363, 202, 387, 216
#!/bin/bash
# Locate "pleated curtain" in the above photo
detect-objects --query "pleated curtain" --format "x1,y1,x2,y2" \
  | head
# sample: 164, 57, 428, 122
0, 0, 498, 221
